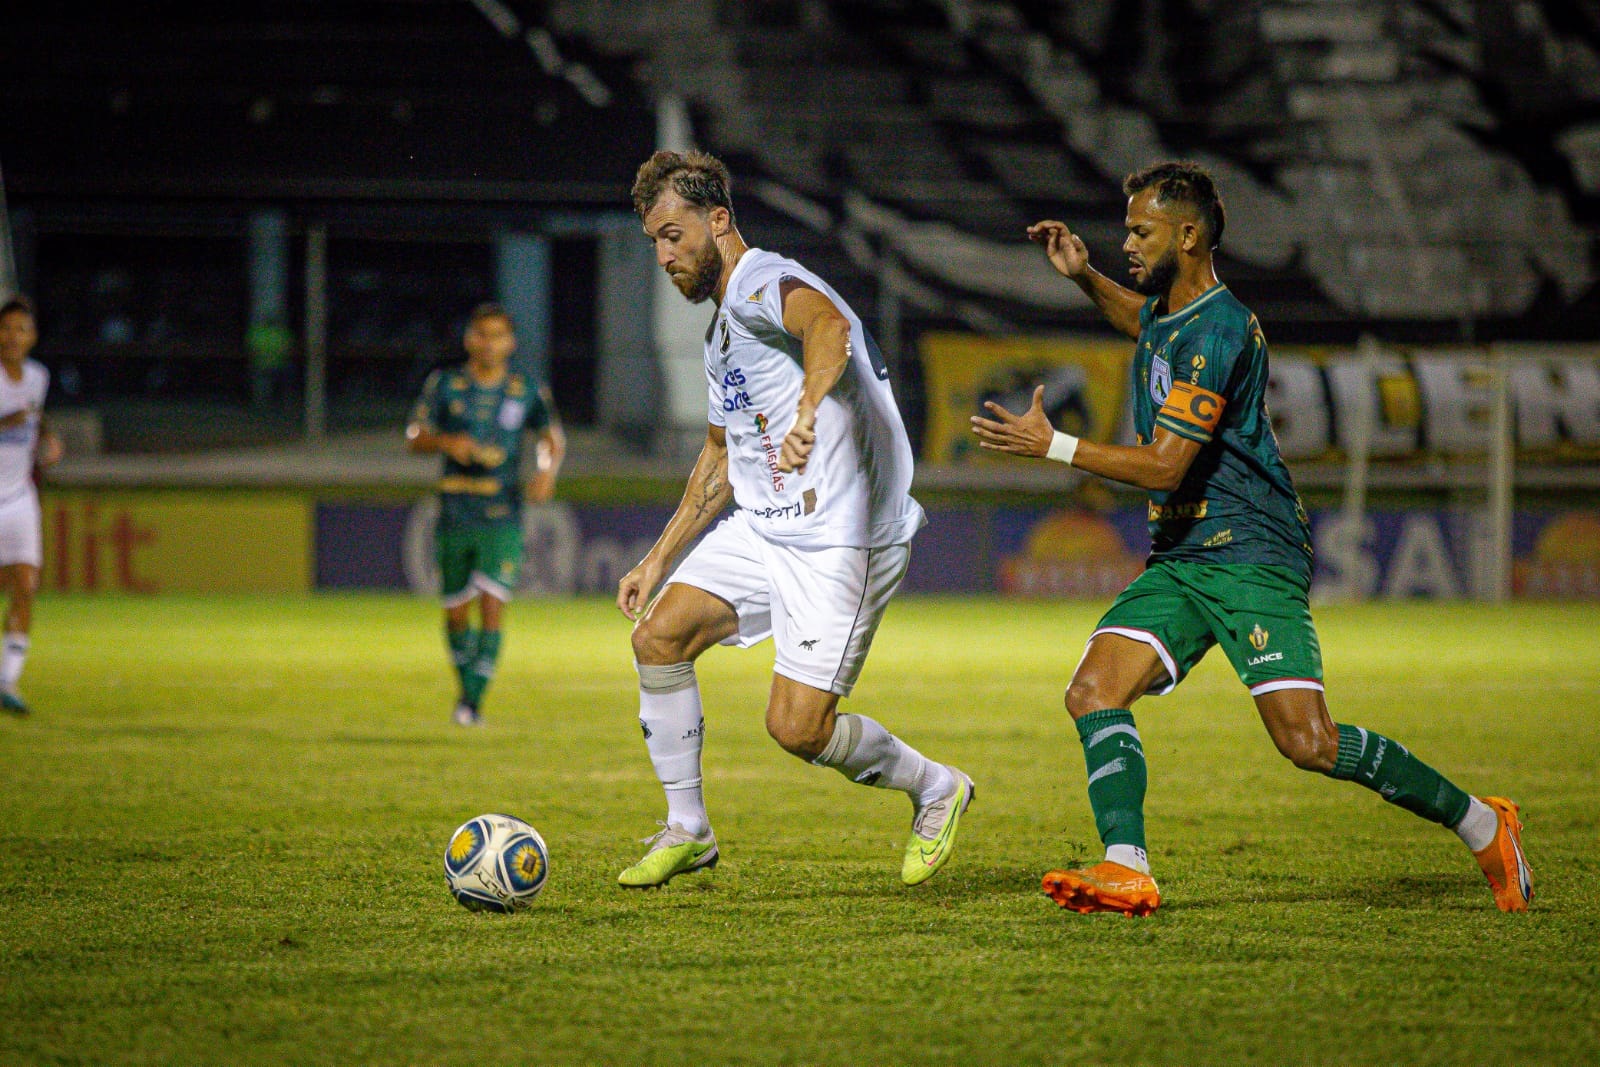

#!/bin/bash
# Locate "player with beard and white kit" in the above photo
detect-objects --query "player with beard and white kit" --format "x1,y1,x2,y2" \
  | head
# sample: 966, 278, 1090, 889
614, 149, 974, 888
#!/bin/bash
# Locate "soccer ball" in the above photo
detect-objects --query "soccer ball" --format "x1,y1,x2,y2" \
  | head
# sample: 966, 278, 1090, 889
443, 813, 549, 912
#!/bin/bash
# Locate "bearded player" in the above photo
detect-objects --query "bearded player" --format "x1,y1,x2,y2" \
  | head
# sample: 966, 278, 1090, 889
615, 149, 973, 888
972, 161, 1530, 915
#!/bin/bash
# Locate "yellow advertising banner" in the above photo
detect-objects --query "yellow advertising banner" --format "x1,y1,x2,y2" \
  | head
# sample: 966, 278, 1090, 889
920, 333, 1130, 464
38, 491, 313, 593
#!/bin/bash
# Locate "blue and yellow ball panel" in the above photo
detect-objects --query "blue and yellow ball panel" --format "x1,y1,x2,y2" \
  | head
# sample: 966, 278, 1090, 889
499, 835, 548, 895
444, 818, 490, 877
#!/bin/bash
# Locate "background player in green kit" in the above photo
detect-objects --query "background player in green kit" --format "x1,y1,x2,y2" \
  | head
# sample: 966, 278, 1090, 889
971, 162, 1532, 916
406, 303, 564, 726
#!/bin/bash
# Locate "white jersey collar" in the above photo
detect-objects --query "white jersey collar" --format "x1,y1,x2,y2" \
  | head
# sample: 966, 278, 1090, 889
720, 247, 764, 305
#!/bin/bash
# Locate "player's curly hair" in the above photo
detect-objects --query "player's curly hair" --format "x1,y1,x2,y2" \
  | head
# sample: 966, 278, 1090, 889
631, 149, 735, 220
1124, 161, 1226, 250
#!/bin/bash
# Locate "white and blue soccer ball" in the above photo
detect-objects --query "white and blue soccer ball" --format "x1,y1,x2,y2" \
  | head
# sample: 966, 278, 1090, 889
444, 813, 549, 912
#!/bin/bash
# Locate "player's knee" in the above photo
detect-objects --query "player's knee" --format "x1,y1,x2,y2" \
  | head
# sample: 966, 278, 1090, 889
630, 620, 682, 666
1065, 673, 1123, 719
765, 708, 828, 760
1276, 728, 1336, 772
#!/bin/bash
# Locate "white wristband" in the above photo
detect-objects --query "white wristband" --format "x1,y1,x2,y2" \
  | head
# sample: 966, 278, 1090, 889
1046, 431, 1080, 466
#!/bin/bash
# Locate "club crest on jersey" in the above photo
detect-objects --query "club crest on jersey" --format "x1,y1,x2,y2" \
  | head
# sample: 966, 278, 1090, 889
719, 318, 731, 354
497, 398, 527, 430
1150, 353, 1172, 405
754, 412, 768, 433
1249, 624, 1269, 651
747, 283, 768, 304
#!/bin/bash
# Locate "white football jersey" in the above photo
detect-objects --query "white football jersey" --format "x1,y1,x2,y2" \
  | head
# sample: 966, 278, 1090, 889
0, 361, 48, 500
705, 248, 925, 549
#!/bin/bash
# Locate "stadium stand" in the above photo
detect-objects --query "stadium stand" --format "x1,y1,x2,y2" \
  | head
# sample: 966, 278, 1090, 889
4, 0, 1598, 449
552, 0, 1600, 335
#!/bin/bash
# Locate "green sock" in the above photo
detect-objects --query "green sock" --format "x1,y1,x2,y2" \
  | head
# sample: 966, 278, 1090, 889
1325, 724, 1471, 826
1076, 708, 1148, 852
462, 629, 502, 709
446, 627, 478, 701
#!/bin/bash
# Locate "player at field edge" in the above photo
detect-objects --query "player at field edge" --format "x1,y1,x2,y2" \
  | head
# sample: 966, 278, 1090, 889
614, 149, 973, 888
405, 303, 565, 727
971, 161, 1532, 915
0, 296, 63, 716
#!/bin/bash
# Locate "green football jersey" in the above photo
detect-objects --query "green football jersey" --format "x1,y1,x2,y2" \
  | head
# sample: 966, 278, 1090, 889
1130, 283, 1313, 578
411, 366, 551, 528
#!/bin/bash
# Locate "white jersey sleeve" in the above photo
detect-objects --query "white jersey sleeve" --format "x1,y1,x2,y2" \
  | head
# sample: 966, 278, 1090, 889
0, 362, 48, 500
704, 249, 926, 549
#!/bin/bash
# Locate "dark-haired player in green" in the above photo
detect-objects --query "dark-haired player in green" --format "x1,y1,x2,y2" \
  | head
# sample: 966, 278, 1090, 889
972, 161, 1531, 915
406, 303, 565, 726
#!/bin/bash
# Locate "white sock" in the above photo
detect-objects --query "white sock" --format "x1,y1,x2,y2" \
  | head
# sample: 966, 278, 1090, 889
1106, 844, 1151, 875
813, 713, 953, 807
636, 661, 709, 837
0, 632, 28, 691
1452, 796, 1499, 853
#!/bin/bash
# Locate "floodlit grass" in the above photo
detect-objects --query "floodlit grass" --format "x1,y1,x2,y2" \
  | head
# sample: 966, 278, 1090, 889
1, 593, 1597, 1064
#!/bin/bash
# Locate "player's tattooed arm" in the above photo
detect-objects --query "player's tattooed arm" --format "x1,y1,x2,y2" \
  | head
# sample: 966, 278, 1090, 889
618, 424, 731, 619
1027, 220, 1143, 340
778, 279, 851, 473
689, 459, 729, 525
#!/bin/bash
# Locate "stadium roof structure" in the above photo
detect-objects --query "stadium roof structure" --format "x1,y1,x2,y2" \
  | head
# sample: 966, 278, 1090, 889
0, 0, 652, 208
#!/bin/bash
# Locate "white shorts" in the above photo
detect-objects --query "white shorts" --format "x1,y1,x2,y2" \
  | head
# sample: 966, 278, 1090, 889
0, 487, 41, 568
667, 509, 910, 697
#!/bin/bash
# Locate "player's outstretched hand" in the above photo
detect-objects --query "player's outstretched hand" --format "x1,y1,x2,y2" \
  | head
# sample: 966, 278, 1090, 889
617, 557, 663, 621
778, 405, 816, 473
970, 385, 1055, 458
1027, 220, 1090, 281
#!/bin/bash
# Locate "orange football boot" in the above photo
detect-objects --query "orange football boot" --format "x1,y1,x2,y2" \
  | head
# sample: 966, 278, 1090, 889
1042, 861, 1161, 916
1472, 796, 1532, 912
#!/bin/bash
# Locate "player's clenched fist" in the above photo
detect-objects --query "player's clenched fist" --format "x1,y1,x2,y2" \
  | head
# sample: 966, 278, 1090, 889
778, 405, 817, 473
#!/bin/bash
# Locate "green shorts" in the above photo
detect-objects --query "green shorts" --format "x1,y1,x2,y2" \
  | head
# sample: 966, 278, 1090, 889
1091, 560, 1324, 698
436, 522, 523, 606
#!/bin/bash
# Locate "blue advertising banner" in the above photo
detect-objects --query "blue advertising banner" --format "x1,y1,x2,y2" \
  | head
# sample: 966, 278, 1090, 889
314, 500, 1600, 600
987, 506, 1600, 600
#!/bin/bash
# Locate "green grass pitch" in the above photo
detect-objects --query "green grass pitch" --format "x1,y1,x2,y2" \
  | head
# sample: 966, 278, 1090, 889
1, 593, 1597, 1064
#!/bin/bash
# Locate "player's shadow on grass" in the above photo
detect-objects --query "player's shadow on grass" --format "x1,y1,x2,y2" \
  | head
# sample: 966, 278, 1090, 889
81, 723, 217, 738
1174, 872, 1470, 911
686, 862, 1060, 904
329, 732, 458, 747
